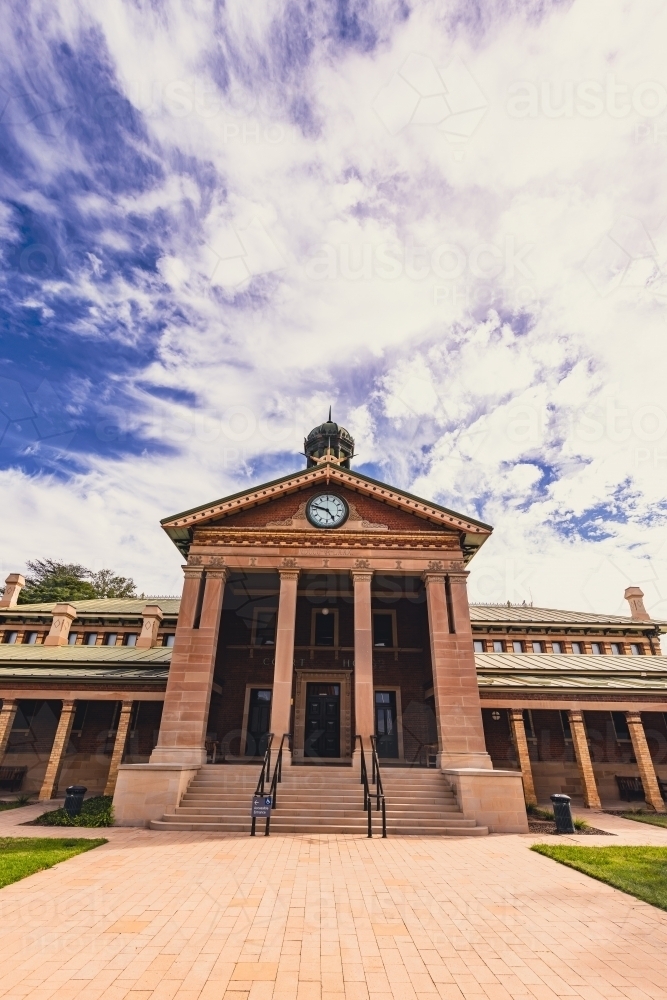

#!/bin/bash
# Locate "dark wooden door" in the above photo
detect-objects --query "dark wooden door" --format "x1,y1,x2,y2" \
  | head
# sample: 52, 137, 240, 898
246, 688, 272, 756
375, 690, 399, 758
305, 683, 340, 758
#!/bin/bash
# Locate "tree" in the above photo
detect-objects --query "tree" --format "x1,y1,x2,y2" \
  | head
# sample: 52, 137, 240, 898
17, 559, 138, 604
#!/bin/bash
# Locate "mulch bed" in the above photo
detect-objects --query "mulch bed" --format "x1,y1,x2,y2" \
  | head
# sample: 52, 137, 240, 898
528, 819, 614, 835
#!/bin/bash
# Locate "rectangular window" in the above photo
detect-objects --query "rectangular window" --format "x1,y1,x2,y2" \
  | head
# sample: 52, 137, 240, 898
72, 702, 88, 734
611, 711, 631, 741
571, 642, 582, 654
84, 633, 98, 646
164, 634, 175, 647
493, 640, 504, 653
473, 640, 485, 653
124, 633, 138, 646
24, 632, 38, 645
591, 643, 603, 655
104, 633, 117, 646
523, 709, 535, 739
551, 641, 563, 653
531, 641, 543, 653
253, 609, 277, 646
373, 612, 394, 648
314, 610, 335, 646
630, 644, 642, 655
4, 632, 18, 645
512, 641, 524, 653
560, 710, 573, 740
610, 642, 622, 654
68, 632, 78, 645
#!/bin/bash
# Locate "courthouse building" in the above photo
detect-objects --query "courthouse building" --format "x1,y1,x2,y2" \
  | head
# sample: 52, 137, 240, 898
0, 418, 666, 833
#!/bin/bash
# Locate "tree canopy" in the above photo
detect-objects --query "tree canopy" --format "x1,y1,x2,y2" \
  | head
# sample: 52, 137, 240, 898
16, 559, 139, 605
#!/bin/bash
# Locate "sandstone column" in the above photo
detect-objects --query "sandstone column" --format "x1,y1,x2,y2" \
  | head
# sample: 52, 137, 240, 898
626, 711, 665, 812
39, 700, 76, 800
424, 571, 491, 769
104, 701, 133, 796
509, 708, 537, 806
568, 710, 601, 809
269, 570, 299, 760
0, 700, 18, 765
150, 566, 227, 766
352, 570, 374, 751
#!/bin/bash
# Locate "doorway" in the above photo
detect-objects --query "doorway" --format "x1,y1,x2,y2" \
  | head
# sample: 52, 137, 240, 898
375, 690, 399, 758
245, 688, 272, 757
305, 683, 341, 758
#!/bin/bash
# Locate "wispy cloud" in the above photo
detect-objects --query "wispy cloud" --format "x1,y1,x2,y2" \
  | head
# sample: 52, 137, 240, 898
1, 0, 666, 620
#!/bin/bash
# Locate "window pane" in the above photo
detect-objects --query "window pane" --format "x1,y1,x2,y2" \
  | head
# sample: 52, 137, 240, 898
315, 611, 335, 646
25, 632, 37, 645
85, 633, 98, 646
571, 642, 582, 654
523, 709, 535, 739
630, 644, 641, 655
375, 691, 391, 704
551, 641, 562, 653
611, 643, 621, 655
164, 634, 175, 647
611, 711, 630, 740
373, 614, 393, 647
493, 640, 504, 652
531, 641, 542, 653
104, 633, 117, 646
473, 640, 484, 652
560, 710, 572, 739
5, 632, 17, 645
68, 632, 78, 645
255, 610, 277, 646
512, 641, 523, 653
591, 643, 601, 655
125, 633, 137, 646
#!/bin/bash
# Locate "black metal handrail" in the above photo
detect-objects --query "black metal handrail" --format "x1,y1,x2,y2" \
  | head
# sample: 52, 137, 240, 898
370, 736, 387, 838
268, 733, 291, 810
251, 732, 274, 837
356, 735, 372, 838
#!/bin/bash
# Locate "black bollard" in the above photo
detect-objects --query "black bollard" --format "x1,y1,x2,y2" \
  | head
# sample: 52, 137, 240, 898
550, 793, 575, 834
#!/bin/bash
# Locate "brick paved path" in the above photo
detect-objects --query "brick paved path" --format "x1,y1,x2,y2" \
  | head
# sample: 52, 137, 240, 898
0, 806, 666, 1000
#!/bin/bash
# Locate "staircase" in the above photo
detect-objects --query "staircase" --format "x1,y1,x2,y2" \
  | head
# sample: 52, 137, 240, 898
149, 764, 488, 836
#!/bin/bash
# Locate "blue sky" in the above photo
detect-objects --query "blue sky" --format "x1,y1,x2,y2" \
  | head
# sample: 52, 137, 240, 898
1, 0, 667, 619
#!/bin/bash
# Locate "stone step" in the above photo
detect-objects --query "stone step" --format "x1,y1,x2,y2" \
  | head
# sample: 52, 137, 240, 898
150, 818, 488, 836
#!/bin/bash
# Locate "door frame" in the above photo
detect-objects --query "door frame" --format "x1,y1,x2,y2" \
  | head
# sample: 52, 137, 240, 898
373, 685, 405, 760
293, 670, 352, 760
240, 683, 273, 758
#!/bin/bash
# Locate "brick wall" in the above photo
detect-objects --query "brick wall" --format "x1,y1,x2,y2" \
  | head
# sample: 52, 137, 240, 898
209, 485, 449, 533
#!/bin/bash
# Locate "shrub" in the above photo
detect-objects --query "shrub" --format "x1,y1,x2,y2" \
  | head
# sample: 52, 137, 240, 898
34, 795, 114, 827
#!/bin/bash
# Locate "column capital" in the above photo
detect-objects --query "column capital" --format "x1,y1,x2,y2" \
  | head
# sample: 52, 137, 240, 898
205, 567, 229, 581
422, 570, 446, 583
350, 569, 373, 584
278, 568, 300, 581
182, 564, 205, 580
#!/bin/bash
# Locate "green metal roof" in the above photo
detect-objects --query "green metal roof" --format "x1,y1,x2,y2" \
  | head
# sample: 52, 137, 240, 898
0, 646, 172, 663
476, 652, 667, 690
1, 598, 180, 616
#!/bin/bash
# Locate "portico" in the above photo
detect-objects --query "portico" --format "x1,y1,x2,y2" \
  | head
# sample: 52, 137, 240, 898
113, 417, 525, 829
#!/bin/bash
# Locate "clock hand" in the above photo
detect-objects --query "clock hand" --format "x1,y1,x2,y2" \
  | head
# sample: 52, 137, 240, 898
312, 504, 334, 517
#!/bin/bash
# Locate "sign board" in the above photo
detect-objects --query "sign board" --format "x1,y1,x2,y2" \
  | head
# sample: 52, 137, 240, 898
251, 795, 272, 818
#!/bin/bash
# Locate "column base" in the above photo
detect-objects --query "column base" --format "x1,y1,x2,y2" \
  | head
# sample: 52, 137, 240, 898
438, 751, 493, 770
149, 747, 207, 767
113, 763, 200, 827
442, 767, 528, 833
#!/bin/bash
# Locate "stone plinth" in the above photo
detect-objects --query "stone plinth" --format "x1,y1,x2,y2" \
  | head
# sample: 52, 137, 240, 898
113, 763, 199, 827
442, 768, 528, 833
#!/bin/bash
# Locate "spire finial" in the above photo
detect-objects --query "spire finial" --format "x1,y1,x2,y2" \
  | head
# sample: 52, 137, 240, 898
328, 405, 332, 421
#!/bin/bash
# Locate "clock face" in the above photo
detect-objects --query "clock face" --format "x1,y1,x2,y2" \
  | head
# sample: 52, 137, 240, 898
306, 493, 349, 529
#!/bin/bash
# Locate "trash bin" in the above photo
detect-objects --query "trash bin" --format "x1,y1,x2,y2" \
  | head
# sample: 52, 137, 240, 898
550, 793, 575, 834
64, 785, 87, 817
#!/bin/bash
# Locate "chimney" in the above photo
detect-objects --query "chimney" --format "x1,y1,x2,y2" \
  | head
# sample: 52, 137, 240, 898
136, 604, 164, 648
0, 574, 25, 609
44, 604, 77, 646
624, 586, 650, 622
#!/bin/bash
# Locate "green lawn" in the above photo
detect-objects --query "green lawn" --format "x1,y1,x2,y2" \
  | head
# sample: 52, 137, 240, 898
532, 844, 667, 911
0, 837, 106, 889
621, 812, 667, 829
